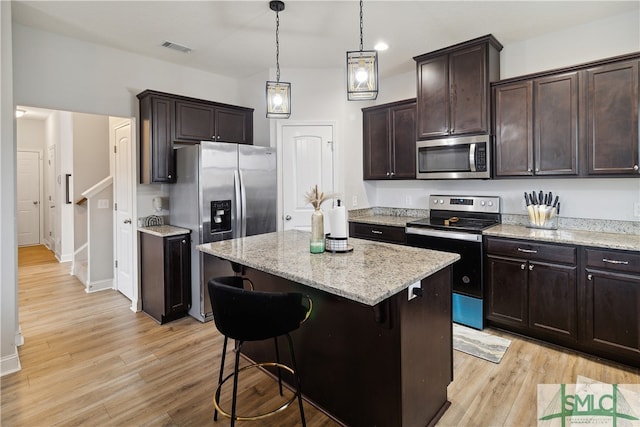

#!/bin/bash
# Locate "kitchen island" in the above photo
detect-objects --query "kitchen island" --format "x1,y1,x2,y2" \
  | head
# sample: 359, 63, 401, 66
197, 230, 460, 427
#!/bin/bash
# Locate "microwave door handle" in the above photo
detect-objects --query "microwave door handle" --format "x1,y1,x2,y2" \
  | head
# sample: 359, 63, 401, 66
469, 143, 477, 172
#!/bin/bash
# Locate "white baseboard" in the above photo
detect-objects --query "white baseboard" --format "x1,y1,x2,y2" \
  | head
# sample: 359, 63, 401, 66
1, 350, 22, 377
85, 278, 113, 293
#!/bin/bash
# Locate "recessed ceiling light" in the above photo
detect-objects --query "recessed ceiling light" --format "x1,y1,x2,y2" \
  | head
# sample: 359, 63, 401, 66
374, 42, 389, 51
161, 41, 192, 54
15, 109, 26, 118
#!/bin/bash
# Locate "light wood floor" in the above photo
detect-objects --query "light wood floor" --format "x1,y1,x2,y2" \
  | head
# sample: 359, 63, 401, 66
2, 245, 639, 427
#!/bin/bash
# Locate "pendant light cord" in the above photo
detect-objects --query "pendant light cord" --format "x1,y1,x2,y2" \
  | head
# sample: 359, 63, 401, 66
275, 9, 281, 83
359, 0, 364, 52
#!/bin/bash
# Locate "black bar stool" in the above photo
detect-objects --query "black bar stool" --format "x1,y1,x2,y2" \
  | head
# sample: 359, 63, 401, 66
208, 276, 313, 426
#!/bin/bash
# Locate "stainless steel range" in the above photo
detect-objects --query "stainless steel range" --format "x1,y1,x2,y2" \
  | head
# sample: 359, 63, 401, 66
406, 195, 501, 329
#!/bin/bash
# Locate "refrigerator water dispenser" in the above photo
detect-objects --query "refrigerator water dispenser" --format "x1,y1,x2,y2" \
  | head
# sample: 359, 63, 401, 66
210, 200, 232, 233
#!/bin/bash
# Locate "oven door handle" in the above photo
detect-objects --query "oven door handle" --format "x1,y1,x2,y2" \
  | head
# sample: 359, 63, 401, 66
405, 227, 482, 242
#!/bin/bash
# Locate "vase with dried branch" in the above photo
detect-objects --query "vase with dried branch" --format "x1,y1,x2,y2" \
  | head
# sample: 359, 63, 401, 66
304, 185, 335, 253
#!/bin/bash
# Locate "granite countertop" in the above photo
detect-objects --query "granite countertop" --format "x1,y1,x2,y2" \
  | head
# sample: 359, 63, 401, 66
138, 225, 191, 237
197, 229, 460, 306
351, 212, 639, 252
484, 224, 640, 252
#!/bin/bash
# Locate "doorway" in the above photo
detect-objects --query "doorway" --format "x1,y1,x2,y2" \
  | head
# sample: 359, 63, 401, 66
279, 123, 335, 231
17, 150, 42, 246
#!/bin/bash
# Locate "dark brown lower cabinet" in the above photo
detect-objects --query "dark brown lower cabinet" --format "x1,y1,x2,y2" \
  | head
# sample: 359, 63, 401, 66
485, 237, 578, 345
140, 231, 191, 324
583, 248, 640, 367
486, 237, 640, 368
349, 222, 406, 244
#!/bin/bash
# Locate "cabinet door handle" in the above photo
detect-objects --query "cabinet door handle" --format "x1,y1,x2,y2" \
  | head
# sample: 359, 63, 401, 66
529, 264, 534, 271
634, 165, 639, 171
390, 171, 395, 176
181, 239, 186, 244
587, 274, 593, 281
386, 172, 390, 176
371, 230, 383, 235
521, 263, 526, 270
602, 258, 629, 265
517, 248, 538, 254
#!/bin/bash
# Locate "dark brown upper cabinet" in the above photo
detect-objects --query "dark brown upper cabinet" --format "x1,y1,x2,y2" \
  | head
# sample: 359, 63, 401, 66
492, 53, 640, 178
584, 59, 639, 175
139, 93, 176, 184
175, 100, 253, 144
414, 35, 502, 140
362, 99, 416, 180
138, 89, 254, 184
494, 72, 579, 177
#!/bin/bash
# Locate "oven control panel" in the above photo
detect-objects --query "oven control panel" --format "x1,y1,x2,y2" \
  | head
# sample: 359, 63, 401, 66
429, 195, 500, 213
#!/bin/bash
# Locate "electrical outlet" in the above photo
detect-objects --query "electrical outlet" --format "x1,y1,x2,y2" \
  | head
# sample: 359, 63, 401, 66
352, 195, 358, 207
405, 196, 412, 206
408, 281, 421, 301
634, 202, 640, 217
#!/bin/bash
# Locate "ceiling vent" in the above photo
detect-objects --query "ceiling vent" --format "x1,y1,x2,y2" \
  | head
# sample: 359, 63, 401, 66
161, 41, 192, 54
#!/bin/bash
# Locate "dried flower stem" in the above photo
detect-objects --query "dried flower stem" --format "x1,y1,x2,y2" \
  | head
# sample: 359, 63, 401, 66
304, 185, 336, 209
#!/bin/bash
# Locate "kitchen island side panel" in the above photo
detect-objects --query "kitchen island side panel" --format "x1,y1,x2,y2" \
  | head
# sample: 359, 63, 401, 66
240, 265, 452, 427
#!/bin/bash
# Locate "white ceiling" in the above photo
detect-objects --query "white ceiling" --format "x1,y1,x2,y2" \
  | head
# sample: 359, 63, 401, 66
12, 0, 639, 83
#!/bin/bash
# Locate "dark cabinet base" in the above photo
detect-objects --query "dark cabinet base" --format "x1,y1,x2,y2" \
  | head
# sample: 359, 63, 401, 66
140, 232, 191, 325
240, 265, 453, 427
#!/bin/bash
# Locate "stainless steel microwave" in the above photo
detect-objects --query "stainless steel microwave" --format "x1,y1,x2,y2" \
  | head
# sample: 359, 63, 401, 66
416, 135, 491, 179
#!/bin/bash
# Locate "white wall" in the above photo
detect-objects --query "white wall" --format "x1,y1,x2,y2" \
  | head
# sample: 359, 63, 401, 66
1, 0, 20, 376
73, 112, 110, 249
16, 118, 45, 151
367, 9, 640, 222
501, 10, 640, 79
12, 24, 241, 120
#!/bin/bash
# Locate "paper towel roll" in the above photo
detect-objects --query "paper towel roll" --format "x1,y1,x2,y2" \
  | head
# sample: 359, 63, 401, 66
328, 203, 347, 238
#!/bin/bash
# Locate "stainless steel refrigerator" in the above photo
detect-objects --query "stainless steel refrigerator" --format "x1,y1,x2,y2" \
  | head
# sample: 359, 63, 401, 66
169, 141, 277, 322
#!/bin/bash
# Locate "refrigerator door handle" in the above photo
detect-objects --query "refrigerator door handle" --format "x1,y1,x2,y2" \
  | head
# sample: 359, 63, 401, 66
233, 170, 242, 239
239, 170, 247, 237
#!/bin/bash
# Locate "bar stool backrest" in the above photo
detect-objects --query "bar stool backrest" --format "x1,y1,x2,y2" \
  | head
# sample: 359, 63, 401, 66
208, 277, 311, 342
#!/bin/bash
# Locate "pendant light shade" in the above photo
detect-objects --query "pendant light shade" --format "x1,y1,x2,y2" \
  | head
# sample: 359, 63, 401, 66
266, 81, 291, 118
346, 0, 378, 101
266, 0, 291, 119
346, 50, 378, 100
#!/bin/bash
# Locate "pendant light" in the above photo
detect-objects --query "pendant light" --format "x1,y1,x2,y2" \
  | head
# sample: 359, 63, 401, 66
346, 0, 378, 101
266, 0, 291, 119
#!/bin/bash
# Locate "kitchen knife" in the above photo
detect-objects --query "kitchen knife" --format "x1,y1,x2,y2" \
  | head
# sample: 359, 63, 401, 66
552, 195, 559, 207
538, 191, 547, 226
529, 192, 538, 224
525, 192, 536, 225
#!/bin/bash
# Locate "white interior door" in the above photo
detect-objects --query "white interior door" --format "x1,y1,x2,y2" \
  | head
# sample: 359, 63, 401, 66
114, 121, 134, 301
17, 151, 41, 246
47, 145, 57, 251
281, 124, 334, 231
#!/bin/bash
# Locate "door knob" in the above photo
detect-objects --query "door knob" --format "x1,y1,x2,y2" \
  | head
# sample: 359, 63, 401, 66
33, 201, 39, 205
124, 219, 132, 224
285, 215, 292, 221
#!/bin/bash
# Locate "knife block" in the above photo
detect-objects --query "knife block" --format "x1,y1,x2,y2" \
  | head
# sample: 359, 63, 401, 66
526, 207, 558, 230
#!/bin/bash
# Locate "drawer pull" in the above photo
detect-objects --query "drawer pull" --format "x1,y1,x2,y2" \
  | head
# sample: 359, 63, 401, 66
529, 264, 534, 271
520, 264, 526, 270
602, 258, 629, 265
587, 274, 593, 281
517, 248, 538, 254
371, 230, 383, 235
